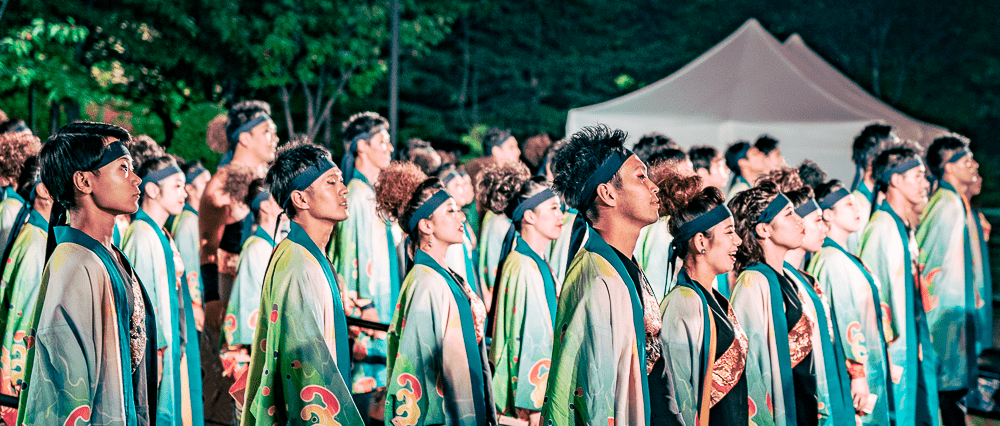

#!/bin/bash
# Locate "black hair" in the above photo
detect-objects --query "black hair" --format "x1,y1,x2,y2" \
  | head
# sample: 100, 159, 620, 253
926, 135, 969, 179
16, 155, 41, 201
225, 100, 272, 149
180, 160, 207, 179
39, 133, 115, 210
725, 140, 751, 176
754, 135, 779, 155
814, 179, 844, 202
341, 111, 388, 151
872, 141, 923, 189
633, 133, 678, 163
481, 127, 513, 154
408, 139, 441, 175
688, 146, 718, 173
56, 121, 131, 142
478, 162, 549, 226
647, 148, 686, 168
245, 178, 269, 219
852, 124, 893, 169
136, 155, 181, 202
265, 142, 334, 219
785, 186, 814, 210
728, 179, 781, 273
550, 125, 629, 222
0, 119, 29, 135
797, 160, 826, 189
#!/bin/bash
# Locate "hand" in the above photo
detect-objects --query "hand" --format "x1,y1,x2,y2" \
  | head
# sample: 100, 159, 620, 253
850, 377, 871, 412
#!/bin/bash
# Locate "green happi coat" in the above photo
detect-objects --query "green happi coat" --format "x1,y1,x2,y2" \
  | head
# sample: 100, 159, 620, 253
385, 250, 497, 425
490, 236, 559, 417
859, 205, 939, 426
0, 188, 24, 248
547, 208, 579, 285
122, 209, 202, 425
847, 183, 875, 255
634, 217, 674, 301
241, 222, 362, 425
168, 204, 205, 322
0, 208, 46, 424
917, 182, 979, 391
222, 226, 275, 376
18, 226, 155, 425
807, 239, 894, 426
327, 172, 402, 393
972, 210, 993, 355
479, 211, 511, 291
540, 228, 650, 426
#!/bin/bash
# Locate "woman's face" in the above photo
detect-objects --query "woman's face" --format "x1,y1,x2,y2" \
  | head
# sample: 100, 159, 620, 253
766, 204, 804, 250
824, 192, 862, 234
154, 172, 188, 216
703, 217, 741, 275
525, 196, 564, 241
428, 196, 466, 246
799, 209, 827, 253
185, 171, 210, 205
445, 177, 469, 208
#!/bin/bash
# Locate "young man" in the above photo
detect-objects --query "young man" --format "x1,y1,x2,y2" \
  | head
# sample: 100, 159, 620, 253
18, 127, 157, 425
541, 125, 662, 425
198, 100, 278, 423
239, 142, 363, 425
847, 124, 898, 254
859, 141, 939, 426
689, 145, 730, 191
966, 170, 993, 358
917, 136, 981, 425
724, 140, 766, 200
755, 134, 785, 172
631, 133, 679, 165
0, 131, 42, 246
325, 112, 402, 397
465, 127, 522, 191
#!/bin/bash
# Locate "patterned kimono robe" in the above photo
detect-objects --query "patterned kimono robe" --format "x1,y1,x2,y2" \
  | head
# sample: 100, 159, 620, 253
972, 210, 993, 354
18, 226, 155, 425
447, 223, 484, 297
917, 182, 979, 392
490, 236, 559, 418
541, 229, 651, 426
479, 211, 512, 292
0, 187, 24, 248
859, 205, 939, 426
725, 176, 751, 201
807, 239, 895, 426
730, 263, 815, 426
784, 265, 854, 426
0, 208, 46, 424
122, 209, 203, 426
385, 250, 497, 425
634, 217, 674, 301
547, 208, 579, 286
847, 183, 875, 255
168, 204, 205, 326
240, 222, 362, 425
327, 172, 402, 393
222, 226, 275, 379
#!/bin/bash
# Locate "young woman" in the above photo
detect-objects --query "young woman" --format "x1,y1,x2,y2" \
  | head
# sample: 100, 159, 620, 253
439, 163, 483, 297
634, 162, 676, 301
168, 159, 211, 331
479, 162, 562, 425
121, 153, 204, 426
728, 180, 816, 426
377, 162, 497, 425
808, 180, 895, 425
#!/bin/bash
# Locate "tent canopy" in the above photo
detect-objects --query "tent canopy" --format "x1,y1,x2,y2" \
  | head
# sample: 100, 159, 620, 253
565, 18, 949, 182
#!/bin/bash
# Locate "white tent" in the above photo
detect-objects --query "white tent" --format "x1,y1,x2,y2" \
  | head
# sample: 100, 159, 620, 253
565, 18, 950, 182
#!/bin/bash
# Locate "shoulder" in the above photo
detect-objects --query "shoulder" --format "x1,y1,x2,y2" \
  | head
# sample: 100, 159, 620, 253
662, 285, 704, 314
734, 269, 769, 291
502, 250, 541, 277
46, 242, 110, 285
404, 265, 453, 301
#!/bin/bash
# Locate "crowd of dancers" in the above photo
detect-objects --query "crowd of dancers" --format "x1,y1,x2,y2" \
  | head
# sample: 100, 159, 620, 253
0, 100, 991, 426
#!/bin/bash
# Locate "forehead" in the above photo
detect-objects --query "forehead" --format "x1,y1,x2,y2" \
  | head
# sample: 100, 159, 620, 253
319, 166, 342, 180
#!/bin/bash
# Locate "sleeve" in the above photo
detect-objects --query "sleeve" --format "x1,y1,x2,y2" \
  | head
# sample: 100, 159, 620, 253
658, 288, 705, 426
915, 196, 966, 334
858, 219, 901, 345
730, 271, 776, 421
121, 226, 168, 348
174, 214, 204, 311
226, 240, 271, 347
807, 252, 867, 377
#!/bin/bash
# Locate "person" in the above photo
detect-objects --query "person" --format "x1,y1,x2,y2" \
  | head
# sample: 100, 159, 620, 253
439, 163, 484, 296
755, 135, 784, 172
847, 124, 898, 254
689, 145, 730, 191
634, 163, 678, 301
220, 177, 278, 403
724, 140, 765, 200
541, 125, 662, 425
198, 100, 277, 423
808, 179, 895, 425
239, 142, 364, 425
18, 128, 157, 425
646, 148, 693, 175
966, 171, 992, 357
377, 162, 497, 425
858, 141, 939, 426
474, 128, 523, 306
649, 172, 768, 425
632, 133, 680, 164
479, 162, 563, 425
798, 160, 826, 190
728, 180, 816, 426
0, 154, 50, 424
324, 112, 402, 397
121, 152, 205, 425
408, 138, 442, 175
0, 131, 42, 246
466, 127, 522, 192
780, 184, 855, 426
917, 135, 981, 425
168, 159, 211, 332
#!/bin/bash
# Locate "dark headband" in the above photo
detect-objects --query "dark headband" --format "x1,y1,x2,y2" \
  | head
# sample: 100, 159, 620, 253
877, 158, 922, 186
250, 191, 271, 212
6, 122, 29, 134
229, 114, 271, 147
577, 149, 633, 214
674, 204, 733, 245
757, 193, 791, 224
947, 148, 971, 164
281, 157, 336, 208
511, 188, 557, 223
794, 198, 820, 218
441, 170, 461, 186
340, 124, 388, 184
185, 163, 208, 184
407, 189, 452, 233
818, 188, 850, 210
90, 141, 131, 171
140, 163, 183, 189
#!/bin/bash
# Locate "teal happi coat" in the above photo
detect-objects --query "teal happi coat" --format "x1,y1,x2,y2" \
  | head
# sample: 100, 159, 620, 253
807, 238, 895, 425
241, 221, 362, 425
18, 226, 155, 425
847, 183, 876, 255
0, 188, 24, 248
859, 205, 939, 426
490, 236, 559, 417
917, 182, 980, 392
0, 208, 46, 424
972, 210, 993, 355
479, 211, 512, 292
222, 225, 275, 378
327, 171, 402, 393
385, 250, 497, 425
540, 228, 651, 426
168, 204, 205, 325
634, 217, 674, 301
122, 209, 203, 425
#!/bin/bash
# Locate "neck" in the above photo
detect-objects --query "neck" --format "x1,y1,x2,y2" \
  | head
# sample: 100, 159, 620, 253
187, 196, 200, 212
33, 198, 53, 224
354, 156, 380, 182
943, 174, 969, 198
741, 171, 758, 186
258, 212, 278, 239
142, 200, 170, 228
827, 224, 850, 247
423, 236, 451, 268
784, 248, 806, 270
760, 239, 789, 272
683, 256, 720, 293
230, 147, 264, 170
70, 205, 118, 251
293, 214, 335, 252
884, 189, 913, 227
591, 211, 642, 259
863, 172, 875, 190
519, 223, 551, 258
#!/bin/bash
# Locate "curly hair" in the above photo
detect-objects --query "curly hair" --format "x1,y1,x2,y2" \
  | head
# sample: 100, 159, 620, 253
128, 135, 166, 171
206, 114, 229, 154
374, 161, 445, 252
797, 160, 826, 190
758, 166, 802, 192
551, 125, 629, 222
656, 171, 726, 259
478, 162, 549, 224
0, 132, 42, 184
217, 164, 257, 209
728, 179, 781, 273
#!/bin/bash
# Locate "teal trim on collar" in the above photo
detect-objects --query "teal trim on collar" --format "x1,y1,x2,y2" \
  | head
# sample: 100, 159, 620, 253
252, 224, 275, 247
745, 262, 797, 423
512, 235, 558, 325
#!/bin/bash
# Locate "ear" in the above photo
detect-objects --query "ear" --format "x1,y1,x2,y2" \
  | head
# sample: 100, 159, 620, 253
238, 130, 254, 148
143, 181, 161, 199
889, 173, 903, 188
35, 182, 51, 201
692, 232, 708, 254
355, 137, 371, 155
417, 216, 435, 239
491, 145, 501, 158
73, 171, 94, 196
289, 189, 310, 213
594, 181, 618, 208
522, 208, 539, 226
754, 222, 770, 240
